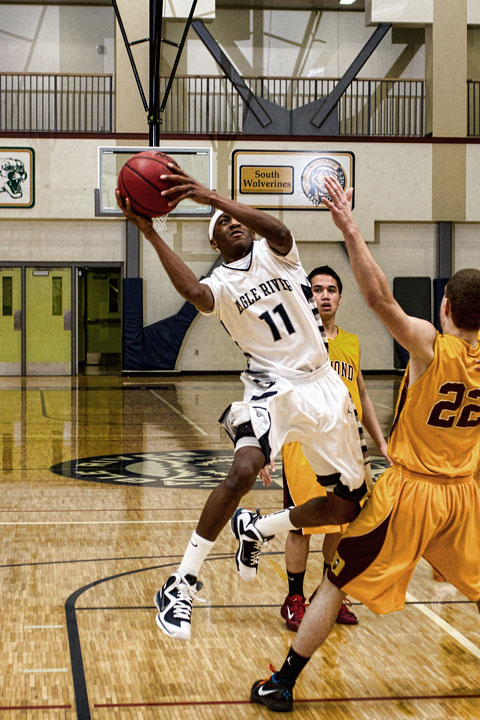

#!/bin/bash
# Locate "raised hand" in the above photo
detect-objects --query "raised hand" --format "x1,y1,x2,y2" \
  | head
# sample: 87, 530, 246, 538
321, 175, 355, 233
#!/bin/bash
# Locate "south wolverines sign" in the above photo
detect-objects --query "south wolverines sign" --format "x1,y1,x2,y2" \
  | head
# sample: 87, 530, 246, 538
232, 150, 354, 210
240, 166, 294, 194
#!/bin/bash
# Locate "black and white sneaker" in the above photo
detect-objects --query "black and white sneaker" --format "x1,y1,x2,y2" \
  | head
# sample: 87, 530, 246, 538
154, 572, 203, 640
230, 508, 273, 581
251, 666, 294, 712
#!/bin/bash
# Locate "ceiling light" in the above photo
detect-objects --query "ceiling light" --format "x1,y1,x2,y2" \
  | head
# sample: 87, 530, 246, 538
339, 0, 357, 5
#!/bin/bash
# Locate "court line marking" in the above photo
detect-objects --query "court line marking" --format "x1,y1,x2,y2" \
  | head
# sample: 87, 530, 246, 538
93, 692, 480, 709
0, 705, 72, 711
0, 504, 283, 513
64, 556, 477, 719
150, 389, 209, 436
406, 591, 480, 660
0, 520, 197, 526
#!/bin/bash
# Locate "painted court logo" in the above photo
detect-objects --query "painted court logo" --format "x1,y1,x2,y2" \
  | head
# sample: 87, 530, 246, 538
51, 452, 389, 489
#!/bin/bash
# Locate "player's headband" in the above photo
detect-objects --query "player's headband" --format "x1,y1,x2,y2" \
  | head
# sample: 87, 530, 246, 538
208, 209, 225, 240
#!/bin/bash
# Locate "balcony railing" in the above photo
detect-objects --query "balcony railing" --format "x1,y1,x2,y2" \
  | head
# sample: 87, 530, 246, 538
0, 73, 114, 133
468, 80, 480, 136
0, 72, 427, 136
158, 76, 425, 137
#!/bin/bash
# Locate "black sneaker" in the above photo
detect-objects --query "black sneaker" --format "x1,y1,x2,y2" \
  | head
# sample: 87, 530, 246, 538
251, 667, 294, 712
154, 572, 202, 640
230, 508, 273, 581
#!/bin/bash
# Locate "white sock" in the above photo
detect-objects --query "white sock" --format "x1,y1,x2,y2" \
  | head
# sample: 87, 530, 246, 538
255, 508, 296, 536
178, 531, 215, 579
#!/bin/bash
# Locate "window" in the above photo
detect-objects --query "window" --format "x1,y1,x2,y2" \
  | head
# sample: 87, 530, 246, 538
52, 276, 62, 316
2, 277, 12, 316
108, 277, 119, 313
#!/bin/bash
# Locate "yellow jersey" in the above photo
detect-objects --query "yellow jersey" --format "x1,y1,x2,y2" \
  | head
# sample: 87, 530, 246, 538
389, 333, 480, 478
281, 325, 364, 533
328, 326, 362, 419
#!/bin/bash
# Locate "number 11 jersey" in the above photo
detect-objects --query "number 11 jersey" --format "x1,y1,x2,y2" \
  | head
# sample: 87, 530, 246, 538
200, 237, 328, 379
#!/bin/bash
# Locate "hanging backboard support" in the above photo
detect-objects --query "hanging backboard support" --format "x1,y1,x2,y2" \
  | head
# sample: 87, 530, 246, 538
94, 146, 212, 217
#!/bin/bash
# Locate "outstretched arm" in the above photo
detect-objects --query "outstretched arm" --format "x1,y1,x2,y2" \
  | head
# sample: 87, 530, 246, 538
116, 192, 214, 313
161, 165, 293, 255
322, 176, 436, 375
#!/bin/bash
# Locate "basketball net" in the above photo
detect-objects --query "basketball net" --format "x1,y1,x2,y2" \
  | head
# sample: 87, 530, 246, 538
152, 214, 169, 234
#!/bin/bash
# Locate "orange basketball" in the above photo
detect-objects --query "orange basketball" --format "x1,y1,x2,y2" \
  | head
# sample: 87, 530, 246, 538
117, 150, 181, 218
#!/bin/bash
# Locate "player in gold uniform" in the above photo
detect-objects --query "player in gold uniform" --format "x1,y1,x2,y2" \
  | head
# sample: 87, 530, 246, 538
249, 175, 480, 712
280, 266, 390, 629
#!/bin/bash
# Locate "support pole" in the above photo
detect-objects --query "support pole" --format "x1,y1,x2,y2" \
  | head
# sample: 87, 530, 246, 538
149, 0, 163, 145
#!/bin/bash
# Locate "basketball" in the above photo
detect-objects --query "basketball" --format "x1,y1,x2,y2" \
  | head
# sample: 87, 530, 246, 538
117, 150, 181, 218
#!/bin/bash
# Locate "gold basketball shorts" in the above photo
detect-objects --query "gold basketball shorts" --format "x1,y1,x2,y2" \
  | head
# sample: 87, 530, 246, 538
328, 465, 480, 613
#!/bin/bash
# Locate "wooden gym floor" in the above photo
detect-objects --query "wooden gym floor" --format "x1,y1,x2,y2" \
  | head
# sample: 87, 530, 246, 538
0, 373, 479, 720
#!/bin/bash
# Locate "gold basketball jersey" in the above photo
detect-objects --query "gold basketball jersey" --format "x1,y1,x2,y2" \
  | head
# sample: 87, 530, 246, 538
389, 333, 480, 477
328, 327, 362, 419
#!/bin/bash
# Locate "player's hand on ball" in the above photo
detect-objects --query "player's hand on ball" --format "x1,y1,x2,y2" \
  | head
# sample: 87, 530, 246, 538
115, 190, 153, 233
160, 164, 213, 209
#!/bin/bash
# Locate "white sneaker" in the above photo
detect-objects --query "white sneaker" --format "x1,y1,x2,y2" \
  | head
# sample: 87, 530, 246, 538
230, 508, 273, 581
154, 572, 202, 640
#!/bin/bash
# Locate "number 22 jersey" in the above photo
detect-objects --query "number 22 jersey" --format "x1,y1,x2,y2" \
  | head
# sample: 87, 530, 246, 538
199, 237, 329, 378
389, 332, 480, 477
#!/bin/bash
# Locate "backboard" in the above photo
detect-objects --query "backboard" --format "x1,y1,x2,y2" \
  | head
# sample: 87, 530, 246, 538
95, 146, 212, 217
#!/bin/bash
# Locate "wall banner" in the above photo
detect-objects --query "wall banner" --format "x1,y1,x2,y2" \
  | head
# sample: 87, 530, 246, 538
232, 150, 354, 210
0, 147, 35, 209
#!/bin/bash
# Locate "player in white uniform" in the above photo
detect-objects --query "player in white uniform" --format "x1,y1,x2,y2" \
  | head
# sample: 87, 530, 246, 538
116, 166, 369, 641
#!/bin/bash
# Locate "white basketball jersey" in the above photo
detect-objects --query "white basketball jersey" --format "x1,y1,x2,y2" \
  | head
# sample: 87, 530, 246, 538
200, 237, 328, 378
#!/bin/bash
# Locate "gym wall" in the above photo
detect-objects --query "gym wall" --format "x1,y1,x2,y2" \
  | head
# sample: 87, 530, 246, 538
1, 4, 479, 372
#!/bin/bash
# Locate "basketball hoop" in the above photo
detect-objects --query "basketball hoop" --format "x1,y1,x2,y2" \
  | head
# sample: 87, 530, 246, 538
153, 214, 169, 234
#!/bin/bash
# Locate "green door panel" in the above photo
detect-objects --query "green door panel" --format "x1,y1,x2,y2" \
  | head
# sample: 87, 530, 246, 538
0, 267, 22, 375
26, 268, 72, 375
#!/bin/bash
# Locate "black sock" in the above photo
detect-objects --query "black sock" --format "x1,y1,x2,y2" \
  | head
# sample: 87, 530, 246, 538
275, 647, 310, 686
287, 570, 306, 598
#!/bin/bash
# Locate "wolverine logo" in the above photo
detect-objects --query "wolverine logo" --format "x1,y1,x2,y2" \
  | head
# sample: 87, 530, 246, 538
0, 158, 27, 198
301, 157, 346, 207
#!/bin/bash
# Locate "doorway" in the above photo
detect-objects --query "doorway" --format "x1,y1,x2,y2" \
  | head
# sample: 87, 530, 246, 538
0, 263, 123, 376
0, 266, 22, 375
76, 267, 122, 375
25, 267, 72, 375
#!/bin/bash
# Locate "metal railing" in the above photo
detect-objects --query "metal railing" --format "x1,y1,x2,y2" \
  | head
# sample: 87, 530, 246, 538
0, 72, 425, 136
0, 73, 114, 133
468, 80, 480, 136
2, 72, 478, 136
159, 75, 425, 136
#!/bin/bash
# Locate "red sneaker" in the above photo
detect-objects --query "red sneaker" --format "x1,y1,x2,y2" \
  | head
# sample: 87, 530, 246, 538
280, 594, 307, 631
335, 598, 358, 625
